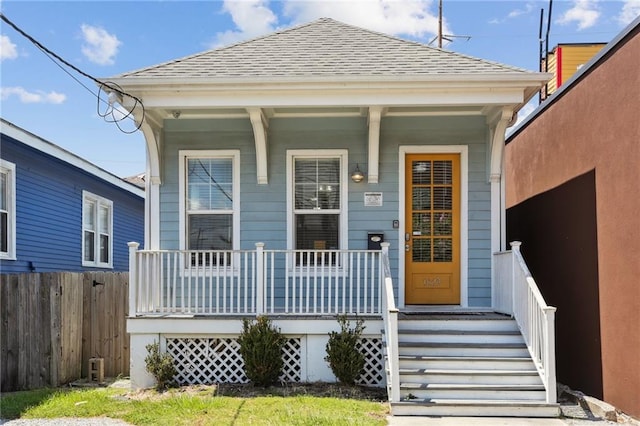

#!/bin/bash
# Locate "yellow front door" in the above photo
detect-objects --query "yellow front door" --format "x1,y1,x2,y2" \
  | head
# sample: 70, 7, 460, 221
405, 154, 460, 305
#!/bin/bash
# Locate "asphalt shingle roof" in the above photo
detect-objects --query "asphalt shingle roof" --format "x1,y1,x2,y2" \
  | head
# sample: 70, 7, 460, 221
117, 18, 532, 80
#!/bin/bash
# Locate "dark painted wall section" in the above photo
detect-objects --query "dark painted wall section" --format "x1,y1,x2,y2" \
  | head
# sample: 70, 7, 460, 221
506, 170, 602, 398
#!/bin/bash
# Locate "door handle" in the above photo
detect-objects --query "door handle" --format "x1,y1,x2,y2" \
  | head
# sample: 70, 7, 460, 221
405, 244, 411, 252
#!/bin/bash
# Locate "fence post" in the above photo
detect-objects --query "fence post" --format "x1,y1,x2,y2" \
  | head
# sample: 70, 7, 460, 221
255, 242, 265, 315
128, 242, 140, 317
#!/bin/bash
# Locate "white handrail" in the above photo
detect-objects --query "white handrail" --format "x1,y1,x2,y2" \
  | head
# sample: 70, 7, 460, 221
380, 242, 400, 403
509, 241, 557, 404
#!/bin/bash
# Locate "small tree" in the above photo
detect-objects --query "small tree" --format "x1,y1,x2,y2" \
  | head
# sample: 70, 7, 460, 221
237, 316, 285, 387
144, 341, 176, 391
325, 315, 365, 385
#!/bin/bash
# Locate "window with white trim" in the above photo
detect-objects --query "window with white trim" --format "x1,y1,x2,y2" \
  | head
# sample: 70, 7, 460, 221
180, 151, 240, 266
82, 191, 113, 268
0, 160, 16, 260
288, 150, 348, 265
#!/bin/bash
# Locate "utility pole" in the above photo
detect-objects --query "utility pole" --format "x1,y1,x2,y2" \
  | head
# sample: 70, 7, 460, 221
438, 0, 443, 48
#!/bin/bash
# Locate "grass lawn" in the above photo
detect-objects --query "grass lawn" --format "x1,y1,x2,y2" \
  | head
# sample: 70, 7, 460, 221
0, 383, 389, 425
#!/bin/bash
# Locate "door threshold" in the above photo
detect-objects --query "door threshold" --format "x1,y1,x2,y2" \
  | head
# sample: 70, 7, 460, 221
401, 305, 494, 314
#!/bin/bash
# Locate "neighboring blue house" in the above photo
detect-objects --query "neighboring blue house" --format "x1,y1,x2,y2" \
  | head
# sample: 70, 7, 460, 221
0, 118, 144, 273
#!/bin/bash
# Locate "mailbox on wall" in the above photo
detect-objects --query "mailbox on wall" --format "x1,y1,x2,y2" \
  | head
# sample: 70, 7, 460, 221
368, 232, 384, 250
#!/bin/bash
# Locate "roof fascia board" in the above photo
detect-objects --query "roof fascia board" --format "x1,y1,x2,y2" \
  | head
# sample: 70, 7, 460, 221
124, 88, 528, 109
0, 119, 145, 198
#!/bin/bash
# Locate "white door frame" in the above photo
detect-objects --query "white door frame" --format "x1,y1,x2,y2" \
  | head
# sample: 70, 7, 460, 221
398, 145, 469, 308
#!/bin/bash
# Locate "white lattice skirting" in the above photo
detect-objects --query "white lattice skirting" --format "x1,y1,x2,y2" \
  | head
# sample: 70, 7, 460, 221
165, 336, 384, 386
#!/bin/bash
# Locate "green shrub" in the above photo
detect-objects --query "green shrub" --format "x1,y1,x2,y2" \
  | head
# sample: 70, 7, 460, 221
237, 316, 285, 387
144, 341, 177, 390
325, 315, 365, 385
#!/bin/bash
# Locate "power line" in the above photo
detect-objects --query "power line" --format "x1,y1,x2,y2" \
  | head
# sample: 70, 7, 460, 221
0, 12, 145, 134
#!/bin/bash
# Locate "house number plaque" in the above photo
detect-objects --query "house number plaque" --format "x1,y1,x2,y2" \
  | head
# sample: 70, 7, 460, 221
364, 192, 383, 207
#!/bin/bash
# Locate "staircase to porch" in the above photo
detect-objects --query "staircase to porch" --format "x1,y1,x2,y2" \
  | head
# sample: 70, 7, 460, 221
388, 312, 560, 417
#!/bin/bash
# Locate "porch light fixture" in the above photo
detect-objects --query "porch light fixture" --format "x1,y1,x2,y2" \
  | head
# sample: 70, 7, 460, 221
351, 164, 365, 183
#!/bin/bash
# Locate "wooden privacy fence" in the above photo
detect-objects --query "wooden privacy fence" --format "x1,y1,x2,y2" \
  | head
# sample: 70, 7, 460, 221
0, 272, 129, 392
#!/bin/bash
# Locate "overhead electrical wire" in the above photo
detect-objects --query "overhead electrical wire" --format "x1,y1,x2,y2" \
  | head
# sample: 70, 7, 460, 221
0, 12, 145, 134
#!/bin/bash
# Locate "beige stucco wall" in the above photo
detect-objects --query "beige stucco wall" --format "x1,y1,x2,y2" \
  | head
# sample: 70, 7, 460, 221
505, 26, 640, 417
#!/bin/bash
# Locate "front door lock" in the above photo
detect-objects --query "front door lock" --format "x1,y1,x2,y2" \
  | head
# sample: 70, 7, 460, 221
405, 244, 411, 252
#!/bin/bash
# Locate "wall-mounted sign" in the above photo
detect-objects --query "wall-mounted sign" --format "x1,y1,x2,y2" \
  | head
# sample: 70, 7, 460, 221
364, 192, 383, 207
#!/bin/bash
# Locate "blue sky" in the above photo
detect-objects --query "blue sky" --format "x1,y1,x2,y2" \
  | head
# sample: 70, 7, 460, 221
1, 0, 638, 178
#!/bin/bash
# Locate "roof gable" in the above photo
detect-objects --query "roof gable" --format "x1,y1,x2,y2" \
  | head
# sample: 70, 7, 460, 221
117, 18, 532, 80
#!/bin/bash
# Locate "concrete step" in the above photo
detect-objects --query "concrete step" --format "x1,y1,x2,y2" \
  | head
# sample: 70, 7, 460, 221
398, 319, 520, 333
391, 400, 560, 417
398, 355, 536, 370
398, 341, 530, 357
399, 368, 542, 385
399, 383, 547, 401
397, 328, 525, 344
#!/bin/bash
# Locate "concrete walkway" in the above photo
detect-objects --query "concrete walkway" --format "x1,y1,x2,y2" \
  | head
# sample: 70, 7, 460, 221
387, 416, 620, 425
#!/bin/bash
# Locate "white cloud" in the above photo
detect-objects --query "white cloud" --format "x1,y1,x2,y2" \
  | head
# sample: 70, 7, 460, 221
213, 0, 278, 47
507, 2, 536, 19
80, 24, 121, 65
489, 2, 535, 25
556, 0, 600, 30
212, 0, 447, 47
618, 0, 640, 25
1, 35, 18, 61
283, 0, 446, 39
1, 86, 66, 104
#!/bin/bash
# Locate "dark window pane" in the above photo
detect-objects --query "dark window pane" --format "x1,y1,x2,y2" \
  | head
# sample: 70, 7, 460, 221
433, 160, 452, 184
412, 239, 431, 262
0, 212, 7, 253
433, 187, 452, 210
412, 213, 431, 235
412, 161, 431, 184
434, 212, 452, 236
295, 214, 339, 250
433, 238, 452, 262
188, 214, 233, 250
84, 231, 95, 262
412, 187, 431, 210
100, 235, 109, 263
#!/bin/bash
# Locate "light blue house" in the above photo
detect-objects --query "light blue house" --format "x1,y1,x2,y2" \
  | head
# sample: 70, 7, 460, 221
109, 19, 559, 417
0, 119, 144, 273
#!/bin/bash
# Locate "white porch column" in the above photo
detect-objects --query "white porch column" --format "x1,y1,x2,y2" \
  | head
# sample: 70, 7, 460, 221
139, 120, 162, 250
489, 108, 514, 303
488, 108, 514, 254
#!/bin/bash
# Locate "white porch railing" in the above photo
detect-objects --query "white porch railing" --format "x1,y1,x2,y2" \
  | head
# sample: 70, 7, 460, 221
128, 242, 383, 316
494, 241, 557, 404
379, 243, 400, 403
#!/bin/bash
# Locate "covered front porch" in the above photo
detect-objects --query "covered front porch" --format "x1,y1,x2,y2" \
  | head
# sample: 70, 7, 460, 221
127, 240, 558, 416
